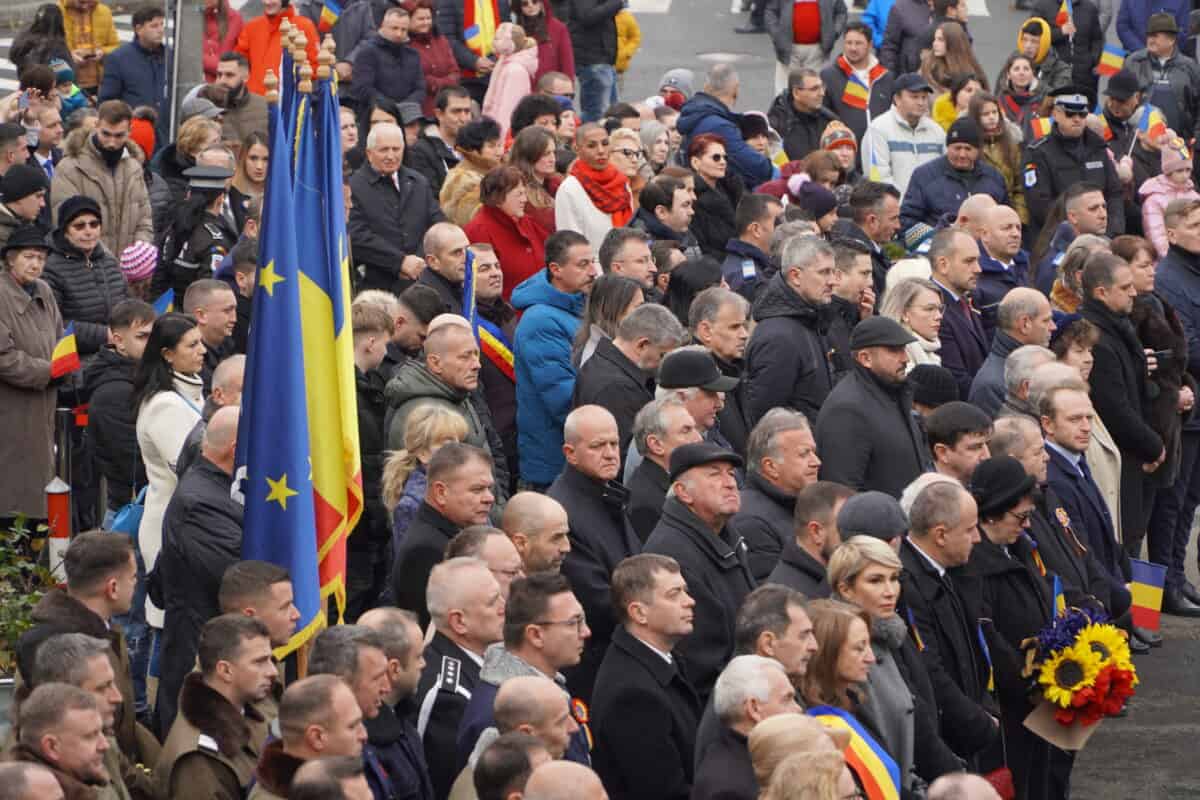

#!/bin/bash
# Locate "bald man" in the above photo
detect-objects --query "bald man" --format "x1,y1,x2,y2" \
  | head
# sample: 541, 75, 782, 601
385, 320, 511, 499
523, 761, 609, 800
502, 492, 572, 573
418, 222, 471, 315
156, 406, 246, 731
928, 773, 1001, 800
968, 289, 1055, 416
547, 406, 642, 703
975, 205, 1029, 340
954, 194, 998, 240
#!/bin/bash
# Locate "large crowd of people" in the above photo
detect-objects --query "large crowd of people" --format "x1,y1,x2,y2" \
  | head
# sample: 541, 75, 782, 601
1, 0, 1198, 798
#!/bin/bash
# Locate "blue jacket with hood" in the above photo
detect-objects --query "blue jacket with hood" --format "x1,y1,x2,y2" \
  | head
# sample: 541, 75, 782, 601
677, 92, 776, 190
512, 268, 586, 485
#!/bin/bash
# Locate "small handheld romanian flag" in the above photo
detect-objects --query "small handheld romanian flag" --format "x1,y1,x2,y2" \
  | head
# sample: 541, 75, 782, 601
1098, 44, 1125, 77
1129, 557, 1166, 631
50, 323, 81, 378
319, 0, 342, 32
1030, 116, 1053, 139
1056, 0, 1072, 26
1139, 105, 1167, 140
842, 75, 869, 111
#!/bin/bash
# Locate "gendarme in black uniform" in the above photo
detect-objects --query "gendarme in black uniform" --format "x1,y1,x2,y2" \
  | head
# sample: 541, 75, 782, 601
1023, 89, 1125, 237
155, 165, 238, 301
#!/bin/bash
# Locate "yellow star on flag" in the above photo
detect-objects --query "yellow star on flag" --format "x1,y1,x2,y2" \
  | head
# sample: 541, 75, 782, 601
259, 260, 285, 296
265, 473, 299, 510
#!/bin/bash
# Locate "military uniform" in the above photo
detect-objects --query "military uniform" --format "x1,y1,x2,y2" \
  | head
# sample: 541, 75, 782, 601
155, 673, 270, 800
415, 632, 483, 800
1023, 127, 1125, 237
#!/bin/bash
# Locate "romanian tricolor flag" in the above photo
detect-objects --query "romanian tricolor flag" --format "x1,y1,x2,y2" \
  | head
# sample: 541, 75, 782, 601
808, 706, 900, 800
1098, 44, 1125, 77
463, 251, 516, 382
50, 323, 80, 378
1139, 105, 1167, 140
1055, 0, 1072, 26
1030, 116, 1053, 139
464, 0, 499, 59
152, 288, 174, 315
842, 75, 869, 111
1052, 574, 1066, 616
1093, 99, 1114, 141
1130, 557, 1166, 631
868, 133, 882, 181
318, 0, 341, 32
904, 606, 924, 651
976, 624, 994, 693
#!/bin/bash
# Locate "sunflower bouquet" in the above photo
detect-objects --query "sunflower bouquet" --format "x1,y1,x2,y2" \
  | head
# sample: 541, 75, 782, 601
1020, 608, 1138, 747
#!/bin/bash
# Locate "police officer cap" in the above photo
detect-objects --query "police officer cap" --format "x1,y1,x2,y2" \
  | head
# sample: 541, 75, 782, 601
668, 442, 744, 483
849, 316, 917, 350
1051, 87, 1090, 112
184, 165, 234, 191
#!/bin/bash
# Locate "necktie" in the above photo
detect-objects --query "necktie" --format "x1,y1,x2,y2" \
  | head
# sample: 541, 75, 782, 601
960, 296, 972, 316
1078, 454, 1094, 483
42, 159, 53, 179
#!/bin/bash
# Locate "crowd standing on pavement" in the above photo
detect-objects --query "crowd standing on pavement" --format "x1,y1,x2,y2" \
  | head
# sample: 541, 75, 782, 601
2, 0, 1199, 797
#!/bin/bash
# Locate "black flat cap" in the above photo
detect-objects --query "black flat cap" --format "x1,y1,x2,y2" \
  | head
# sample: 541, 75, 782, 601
838, 491, 909, 541
658, 348, 739, 392
1103, 69, 1140, 101
850, 316, 917, 350
669, 441, 744, 483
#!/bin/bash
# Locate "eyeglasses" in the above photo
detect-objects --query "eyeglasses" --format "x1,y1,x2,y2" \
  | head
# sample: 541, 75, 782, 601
69, 219, 101, 230
533, 613, 588, 633
1006, 509, 1034, 525
615, 148, 643, 160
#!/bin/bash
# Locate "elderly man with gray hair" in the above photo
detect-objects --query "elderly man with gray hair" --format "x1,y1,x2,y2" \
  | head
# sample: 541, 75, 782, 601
573, 302, 687, 466
693, 655, 799, 800
992, 345, 1058, 421
968, 289, 1056, 416
730, 409, 823, 581
628, 396, 703, 541
690, 287, 753, 453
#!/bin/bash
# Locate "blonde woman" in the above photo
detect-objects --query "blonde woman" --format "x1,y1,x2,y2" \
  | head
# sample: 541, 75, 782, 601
609, 127, 646, 209
761, 751, 857, 800
748, 713, 847, 791
382, 403, 469, 552
880, 277, 944, 371
828, 536, 961, 792
157, 115, 223, 206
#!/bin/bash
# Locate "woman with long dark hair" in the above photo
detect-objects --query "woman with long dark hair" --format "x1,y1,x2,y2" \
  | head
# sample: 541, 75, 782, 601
134, 312, 206, 632
969, 92, 1028, 226
919, 22, 988, 96
404, 0, 460, 117
230, 131, 268, 233
572, 274, 643, 368
512, 0, 575, 83
995, 52, 1044, 130
509, 126, 562, 233
9, 4, 75, 77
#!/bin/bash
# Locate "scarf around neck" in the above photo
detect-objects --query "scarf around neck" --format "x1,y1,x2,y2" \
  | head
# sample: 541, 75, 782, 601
570, 158, 633, 227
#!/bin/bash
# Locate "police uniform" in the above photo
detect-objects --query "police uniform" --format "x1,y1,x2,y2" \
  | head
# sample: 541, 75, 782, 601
157, 165, 239, 300
1023, 92, 1125, 237
154, 673, 270, 800
415, 632, 482, 800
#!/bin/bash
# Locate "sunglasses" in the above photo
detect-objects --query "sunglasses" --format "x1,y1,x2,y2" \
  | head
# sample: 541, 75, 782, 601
69, 219, 101, 230
708, 153, 726, 162
1061, 110, 1088, 119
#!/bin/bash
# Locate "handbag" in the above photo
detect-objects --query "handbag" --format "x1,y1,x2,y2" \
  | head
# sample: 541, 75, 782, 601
109, 485, 147, 538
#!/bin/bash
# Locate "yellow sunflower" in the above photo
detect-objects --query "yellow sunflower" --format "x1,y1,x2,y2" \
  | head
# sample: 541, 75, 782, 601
1077, 623, 1133, 671
1038, 642, 1102, 708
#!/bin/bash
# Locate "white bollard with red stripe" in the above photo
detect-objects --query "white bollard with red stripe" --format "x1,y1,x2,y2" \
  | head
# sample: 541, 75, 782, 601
45, 476, 71, 583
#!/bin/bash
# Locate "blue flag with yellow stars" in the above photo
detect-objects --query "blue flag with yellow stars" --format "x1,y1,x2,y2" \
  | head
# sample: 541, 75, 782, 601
235, 90, 323, 657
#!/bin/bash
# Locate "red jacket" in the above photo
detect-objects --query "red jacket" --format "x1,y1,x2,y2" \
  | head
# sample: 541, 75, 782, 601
409, 33, 461, 117
534, 16, 575, 82
203, 2, 244, 83
235, 7, 319, 96
464, 205, 550, 300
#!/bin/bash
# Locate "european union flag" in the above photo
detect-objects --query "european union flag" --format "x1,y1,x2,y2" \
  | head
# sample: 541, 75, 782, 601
235, 94, 322, 656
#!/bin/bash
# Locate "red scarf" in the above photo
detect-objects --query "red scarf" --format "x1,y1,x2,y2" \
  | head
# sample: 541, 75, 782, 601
570, 159, 633, 227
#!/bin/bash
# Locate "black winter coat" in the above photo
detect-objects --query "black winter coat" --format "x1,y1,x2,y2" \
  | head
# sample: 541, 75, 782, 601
416, 265, 464, 316
42, 231, 128, 356
364, 699, 435, 800
590, 625, 702, 800
767, 92, 841, 162
352, 367, 391, 554
407, 133, 459, 195
888, 628, 965, 781
549, 463, 641, 703
826, 294, 858, 381
628, 458, 670, 542
691, 724, 757, 800
728, 471, 794, 582
391, 502, 462, 629
349, 164, 446, 294
1130, 291, 1194, 487
566, 0, 623, 66
815, 364, 930, 497
692, 174, 745, 260
713, 352, 751, 456
352, 34, 426, 111
967, 534, 1055, 800
830, 218, 891, 305
145, 165, 173, 247
83, 347, 144, 509
898, 539, 999, 763
152, 143, 194, 208
573, 336, 654, 468
155, 457, 244, 733
1031, 487, 1126, 617
744, 271, 835, 425
767, 537, 831, 599
642, 498, 756, 700
415, 632, 482, 800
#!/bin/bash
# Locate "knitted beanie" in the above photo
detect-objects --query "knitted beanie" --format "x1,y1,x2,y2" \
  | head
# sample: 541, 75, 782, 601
120, 240, 158, 282
129, 118, 156, 159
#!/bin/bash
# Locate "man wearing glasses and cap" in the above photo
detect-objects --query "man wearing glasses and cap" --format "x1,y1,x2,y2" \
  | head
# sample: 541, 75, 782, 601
1023, 86, 1124, 236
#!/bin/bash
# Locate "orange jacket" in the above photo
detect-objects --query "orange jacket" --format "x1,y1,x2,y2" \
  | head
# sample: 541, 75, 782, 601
235, 6, 320, 96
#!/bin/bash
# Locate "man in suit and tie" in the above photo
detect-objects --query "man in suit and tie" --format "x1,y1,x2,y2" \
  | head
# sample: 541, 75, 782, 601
1040, 381, 1139, 629
928, 226, 988, 400
899, 479, 999, 768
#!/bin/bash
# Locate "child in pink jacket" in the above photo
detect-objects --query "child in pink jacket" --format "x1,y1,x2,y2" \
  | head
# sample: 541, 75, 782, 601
482, 23, 539, 143
1141, 136, 1200, 258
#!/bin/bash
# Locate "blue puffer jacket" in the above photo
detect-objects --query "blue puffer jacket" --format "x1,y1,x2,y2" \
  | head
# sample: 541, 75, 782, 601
677, 92, 776, 190
513, 269, 586, 485
899, 156, 1009, 231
